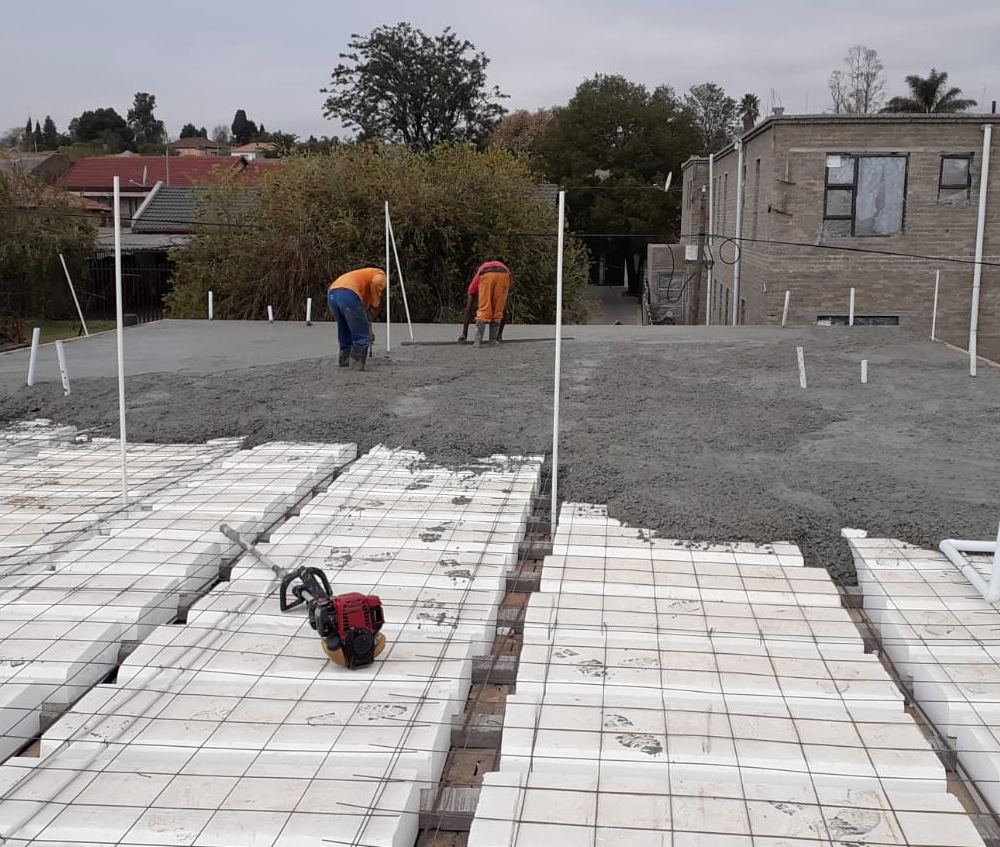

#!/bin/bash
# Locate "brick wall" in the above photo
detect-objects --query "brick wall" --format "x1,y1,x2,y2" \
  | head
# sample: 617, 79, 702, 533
683, 115, 1000, 360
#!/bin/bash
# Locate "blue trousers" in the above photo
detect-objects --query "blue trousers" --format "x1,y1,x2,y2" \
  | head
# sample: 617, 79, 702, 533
328, 288, 371, 352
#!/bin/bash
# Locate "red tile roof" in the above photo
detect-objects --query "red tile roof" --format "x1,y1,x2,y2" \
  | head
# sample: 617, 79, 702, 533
56, 156, 282, 190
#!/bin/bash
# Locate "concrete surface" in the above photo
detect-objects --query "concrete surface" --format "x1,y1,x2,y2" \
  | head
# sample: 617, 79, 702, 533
1, 319, 998, 580
585, 285, 640, 325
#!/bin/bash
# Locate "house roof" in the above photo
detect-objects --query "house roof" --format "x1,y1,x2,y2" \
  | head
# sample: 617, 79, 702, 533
57, 156, 282, 191
11, 182, 112, 214
131, 183, 261, 234
230, 141, 277, 152
168, 137, 223, 150
95, 232, 191, 253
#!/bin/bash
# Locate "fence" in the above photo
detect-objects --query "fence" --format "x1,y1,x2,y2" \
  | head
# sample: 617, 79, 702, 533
84, 254, 174, 324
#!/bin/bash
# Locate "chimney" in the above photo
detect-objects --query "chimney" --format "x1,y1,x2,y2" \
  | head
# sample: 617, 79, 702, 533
772, 106, 785, 117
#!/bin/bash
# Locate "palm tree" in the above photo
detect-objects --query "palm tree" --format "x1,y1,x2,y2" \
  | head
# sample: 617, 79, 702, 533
882, 69, 977, 113
739, 93, 760, 131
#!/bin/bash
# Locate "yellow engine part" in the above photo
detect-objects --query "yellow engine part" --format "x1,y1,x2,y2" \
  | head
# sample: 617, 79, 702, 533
321, 632, 387, 667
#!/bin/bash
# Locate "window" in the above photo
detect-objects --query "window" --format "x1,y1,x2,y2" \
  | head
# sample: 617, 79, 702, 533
823, 154, 907, 237
939, 154, 972, 203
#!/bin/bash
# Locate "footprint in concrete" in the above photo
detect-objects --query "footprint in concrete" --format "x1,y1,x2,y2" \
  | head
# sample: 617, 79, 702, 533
577, 659, 608, 678
420, 531, 443, 542
325, 551, 354, 568
615, 733, 663, 756
603, 713, 634, 728
451, 496, 472, 505
553, 648, 578, 659
444, 569, 472, 583
357, 703, 408, 722
621, 656, 660, 668
828, 809, 882, 839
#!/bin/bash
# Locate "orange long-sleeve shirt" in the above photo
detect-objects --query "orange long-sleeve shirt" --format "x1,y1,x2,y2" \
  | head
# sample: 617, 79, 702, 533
330, 268, 386, 310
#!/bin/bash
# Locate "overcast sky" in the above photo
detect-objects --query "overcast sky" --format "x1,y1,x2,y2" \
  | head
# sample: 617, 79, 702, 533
2, 0, 998, 140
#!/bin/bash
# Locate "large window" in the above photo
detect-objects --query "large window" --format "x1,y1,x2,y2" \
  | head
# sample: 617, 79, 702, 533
939, 154, 973, 203
823, 154, 907, 237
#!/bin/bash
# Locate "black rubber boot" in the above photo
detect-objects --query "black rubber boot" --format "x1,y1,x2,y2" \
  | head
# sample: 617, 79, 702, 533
488, 322, 501, 345
338, 350, 350, 368
473, 322, 486, 348
351, 345, 369, 371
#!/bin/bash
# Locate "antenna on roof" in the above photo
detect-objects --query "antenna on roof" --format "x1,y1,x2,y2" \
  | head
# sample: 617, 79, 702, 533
142, 166, 148, 186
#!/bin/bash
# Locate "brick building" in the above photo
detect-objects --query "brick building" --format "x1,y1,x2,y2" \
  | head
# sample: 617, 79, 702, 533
679, 112, 1000, 361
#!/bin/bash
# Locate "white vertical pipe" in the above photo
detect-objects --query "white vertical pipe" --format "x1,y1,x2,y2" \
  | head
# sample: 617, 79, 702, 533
732, 140, 745, 326
931, 271, 939, 341
385, 201, 391, 353
26, 327, 41, 386
796, 346, 807, 389
387, 214, 414, 342
551, 190, 565, 538
59, 253, 89, 336
306, 297, 312, 326
782, 290, 790, 327
706, 154, 714, 326
55, 340, 70, 395
861, 359, 868, 384
113, 176, 129, 508
208, 291, 214, 321
849, 287, 855, 326
970, 124, 992, 377
267, 305, 274, 323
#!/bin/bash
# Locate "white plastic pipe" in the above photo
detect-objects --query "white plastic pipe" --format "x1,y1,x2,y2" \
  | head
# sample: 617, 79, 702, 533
59, 253, 89, 336
387, 213, 414, 342
26, 327, 41, 386
970, 124, 992, 377
551, 190, 565, 537
208, 291, 214, 321
782, 290, 790, 327
861, 359, 868, 384
306, 297, 312, 326
849, 288, 855, 326
113, 176, 129, 508
796, 346, 807, 389
931, 271, 939, 341
940, 523, 1000, 602
706, 154, 714, 326
55, 340, 70, 395
732, 139, 745, 326
267, 305, 274, 323
385, 201, 391, 353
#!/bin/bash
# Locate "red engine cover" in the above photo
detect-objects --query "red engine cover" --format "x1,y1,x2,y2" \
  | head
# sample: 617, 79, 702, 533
332, 592, 384, 638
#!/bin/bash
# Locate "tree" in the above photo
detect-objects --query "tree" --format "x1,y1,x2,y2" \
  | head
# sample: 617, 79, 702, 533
882, 69, 978, 113
165, 145, 591, 324
41, 116, 59, 149
231, 109, 258, 145
321, 22, 507, 148
22, 116, 33, 151
211, 124, 230, 144
739, 93, 760, 132
69, 107, 134, 152
0, 171, 97, 319
32, 120, 42, 152
828, 45, 886, 114
488, 108, 557, 154
684, 83, 738, 151
534, 75, 701, 295
179, 123, 208, 138
127, 92, 166, 145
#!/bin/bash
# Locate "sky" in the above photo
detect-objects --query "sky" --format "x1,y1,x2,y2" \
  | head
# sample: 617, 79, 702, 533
2, 0, 999, 141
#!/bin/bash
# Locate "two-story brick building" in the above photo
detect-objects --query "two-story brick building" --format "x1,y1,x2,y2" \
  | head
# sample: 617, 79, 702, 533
679, 112, 1000, 362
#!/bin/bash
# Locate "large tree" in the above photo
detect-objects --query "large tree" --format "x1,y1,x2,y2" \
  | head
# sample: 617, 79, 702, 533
321, 23, 507, 148
535, 75, 701, 295
69, 107, 134, 152
684, 83, 738, 152
179, 123, 208, 139
828, 45, 886, 114
231, 109, 258, 145
127, 92, 166, 145
882, 69, 977, 113
488, 108, 557, 154
41, 116, 59, 149
738, 93, 760, 132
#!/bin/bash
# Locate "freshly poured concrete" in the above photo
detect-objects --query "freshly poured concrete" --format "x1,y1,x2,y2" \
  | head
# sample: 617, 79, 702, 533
468, 505, 988, 847
0, 445, 541, 847
846, 529, 1000, 816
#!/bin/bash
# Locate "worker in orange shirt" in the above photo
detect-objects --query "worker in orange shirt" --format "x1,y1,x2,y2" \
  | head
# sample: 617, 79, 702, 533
328, 267, 386, 370
459, 260, 511, 347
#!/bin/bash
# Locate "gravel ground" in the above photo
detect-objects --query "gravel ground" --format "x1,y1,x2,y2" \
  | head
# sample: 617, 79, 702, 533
2, 322, 998, 581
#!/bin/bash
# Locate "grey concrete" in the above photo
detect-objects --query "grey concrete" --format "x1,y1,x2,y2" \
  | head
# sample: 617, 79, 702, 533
586, 285, 641, 325
2, 320, 998, 581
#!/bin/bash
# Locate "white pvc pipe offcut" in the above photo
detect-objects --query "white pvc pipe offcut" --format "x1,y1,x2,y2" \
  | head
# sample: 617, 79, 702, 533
970, 124, 992, 377
267, 305, 274, 323
306, 297, 312, 326
59, 253, 89, 336
940, 523, 1000, 602
782, 290, 790, 327
387, 213, 414, 342
931, 271, 939, 341
849, 288, 855, 326
26, 327, 41, 386
55, 340, 70, 395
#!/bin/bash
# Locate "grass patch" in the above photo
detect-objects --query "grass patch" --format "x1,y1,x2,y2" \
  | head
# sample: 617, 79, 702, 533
22, 319, 117, 344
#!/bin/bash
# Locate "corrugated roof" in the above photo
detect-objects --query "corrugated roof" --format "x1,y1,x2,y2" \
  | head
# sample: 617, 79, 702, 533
131, 184, 260, 234
57, 156, 282, 190
95, 232, 191, 253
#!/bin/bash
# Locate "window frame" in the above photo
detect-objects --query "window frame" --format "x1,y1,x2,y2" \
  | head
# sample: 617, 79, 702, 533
823, 152, 909, 237
938, 153, 973, 202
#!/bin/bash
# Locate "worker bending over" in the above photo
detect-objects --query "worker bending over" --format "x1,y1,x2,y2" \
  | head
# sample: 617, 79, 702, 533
328, 267, 386, 370
459, 260, 511, 346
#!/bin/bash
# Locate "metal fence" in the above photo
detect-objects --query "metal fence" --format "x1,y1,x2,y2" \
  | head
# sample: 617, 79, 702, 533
84, 255, 174, 324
